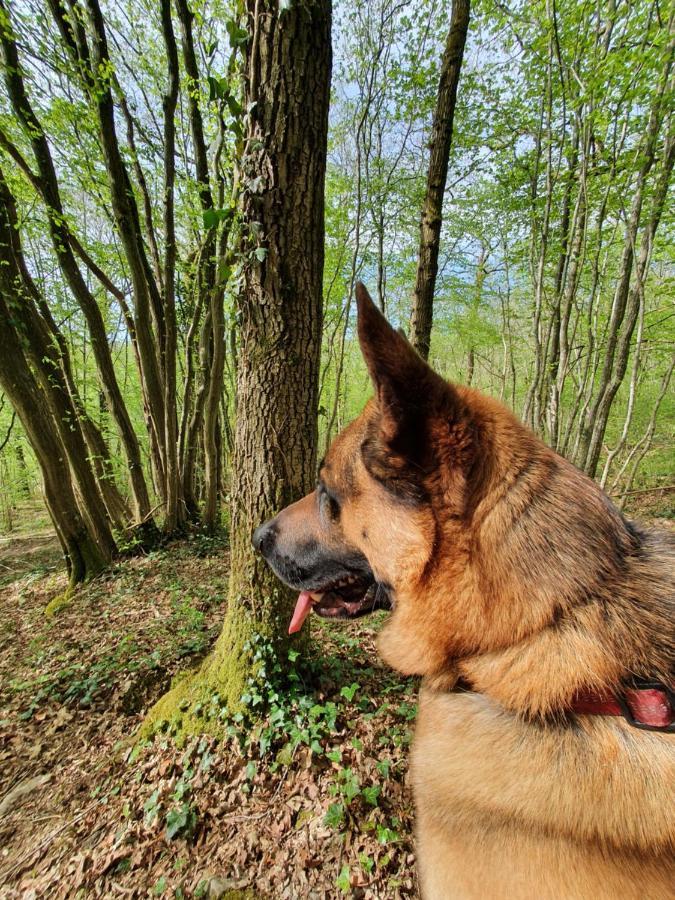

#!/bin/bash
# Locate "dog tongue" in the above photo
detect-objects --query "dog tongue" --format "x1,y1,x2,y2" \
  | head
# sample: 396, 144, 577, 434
289, 591, 314, 635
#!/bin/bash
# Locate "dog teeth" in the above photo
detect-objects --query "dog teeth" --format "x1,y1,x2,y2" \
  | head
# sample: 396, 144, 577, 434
321, 575, 359, 593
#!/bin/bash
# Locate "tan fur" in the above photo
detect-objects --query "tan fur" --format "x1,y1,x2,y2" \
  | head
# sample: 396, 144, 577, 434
265, 285, 675, 897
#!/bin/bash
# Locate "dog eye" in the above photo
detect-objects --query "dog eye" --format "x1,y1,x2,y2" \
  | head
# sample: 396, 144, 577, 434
318, 485, 340, 521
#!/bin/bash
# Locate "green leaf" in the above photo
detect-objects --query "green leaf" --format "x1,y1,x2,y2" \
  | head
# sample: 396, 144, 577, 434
254, 246, 268, 262
362, 785, 381, 806
336, 864, 351, 893
226, 20, 248, 48
207, 75, 229, 103
203, 207, 232, 230
376, 759, 391, 778
376, 823, 399, 844
165, 803, 196, 840
202, 208, 219, 229
340, 682, 359, 702
143, 788, 160, 825
218, 263, 232, 287
227, 95, 243, 118
323, 801, 345, 829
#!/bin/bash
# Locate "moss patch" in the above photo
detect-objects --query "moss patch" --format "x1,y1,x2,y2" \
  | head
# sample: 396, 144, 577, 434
44, 588, 73, 618
139, 606, 253, 743
139, 589, 307, 744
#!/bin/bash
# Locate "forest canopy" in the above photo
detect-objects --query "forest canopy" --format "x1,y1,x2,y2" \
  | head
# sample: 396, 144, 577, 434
0, 0, 672, 560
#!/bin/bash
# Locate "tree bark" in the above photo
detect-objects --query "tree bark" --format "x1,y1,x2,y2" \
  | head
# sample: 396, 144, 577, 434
159, 0, 183, 532
145, 0, 332, 730
222, 0, 331, 686
409, 0, 470, 360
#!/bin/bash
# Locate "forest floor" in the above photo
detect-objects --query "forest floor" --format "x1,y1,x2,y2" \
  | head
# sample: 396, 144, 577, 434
0, 534, 418, 899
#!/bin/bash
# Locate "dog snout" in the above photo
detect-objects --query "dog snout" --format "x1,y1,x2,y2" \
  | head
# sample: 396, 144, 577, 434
252, 520, 277, 557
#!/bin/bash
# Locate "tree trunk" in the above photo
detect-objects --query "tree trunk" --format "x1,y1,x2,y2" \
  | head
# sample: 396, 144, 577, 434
0, 169, 117, 561
0, 0, 154, 526
0, 297, 109, 588
159, 0, 183, 533
144, 0, 332, 732
409, 0, 470, 360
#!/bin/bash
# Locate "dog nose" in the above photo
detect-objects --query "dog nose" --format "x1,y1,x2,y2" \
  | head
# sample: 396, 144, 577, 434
252, 521, 276, 557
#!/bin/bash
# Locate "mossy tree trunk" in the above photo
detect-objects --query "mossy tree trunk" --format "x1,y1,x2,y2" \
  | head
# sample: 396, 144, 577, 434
144, 0, 332, 733
220, 0, 332, 695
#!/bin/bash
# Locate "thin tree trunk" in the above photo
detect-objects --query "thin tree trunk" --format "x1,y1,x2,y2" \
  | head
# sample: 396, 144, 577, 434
160, 0, 183, 533
409, 0, 470, 359
0, 1, 154, 525
60, 0, 168, 496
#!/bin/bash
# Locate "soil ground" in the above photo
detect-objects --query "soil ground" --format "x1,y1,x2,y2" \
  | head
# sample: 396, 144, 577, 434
1, 500, 671, 899
0, 534, 418, 899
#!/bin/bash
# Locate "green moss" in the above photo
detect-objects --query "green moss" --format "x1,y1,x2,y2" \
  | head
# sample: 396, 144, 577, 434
44, 589, 73, 618
139, 570, 309, 745
138, 606, 254, 744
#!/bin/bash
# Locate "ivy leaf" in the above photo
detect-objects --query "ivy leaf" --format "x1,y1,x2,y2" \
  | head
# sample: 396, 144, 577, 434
207, 75, 229, 103
165, 803, 196, 840
202, 208, 219, 229
227, 95, 242, 118
323, 801, 345, 829
362, 785, 381, 806
340, 682, 359, 702
202, 207, 232, 229
336, 864, 351, 893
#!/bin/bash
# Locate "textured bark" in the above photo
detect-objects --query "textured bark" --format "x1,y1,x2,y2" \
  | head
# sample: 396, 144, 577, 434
409, 0, 470, 360
159, 0, 183, 532
218, 0, 332, 698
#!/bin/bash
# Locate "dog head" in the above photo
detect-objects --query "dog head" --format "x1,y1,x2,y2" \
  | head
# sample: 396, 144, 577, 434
253, 282, 498, 674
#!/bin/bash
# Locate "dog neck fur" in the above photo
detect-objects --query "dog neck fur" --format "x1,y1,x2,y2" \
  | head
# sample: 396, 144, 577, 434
355, 284, 674, 720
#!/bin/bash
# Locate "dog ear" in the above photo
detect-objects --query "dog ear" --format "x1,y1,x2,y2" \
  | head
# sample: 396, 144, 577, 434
355, 282, 453, 444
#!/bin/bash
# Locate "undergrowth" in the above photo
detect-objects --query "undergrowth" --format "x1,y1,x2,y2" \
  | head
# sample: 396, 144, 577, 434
139, 625, 418, 892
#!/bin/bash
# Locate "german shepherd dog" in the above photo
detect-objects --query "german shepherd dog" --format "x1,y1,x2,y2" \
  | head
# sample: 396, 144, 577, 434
253, 284, 674, 899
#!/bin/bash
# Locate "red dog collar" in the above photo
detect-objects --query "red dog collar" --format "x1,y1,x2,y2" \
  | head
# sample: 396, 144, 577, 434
571, 681, 674, 732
